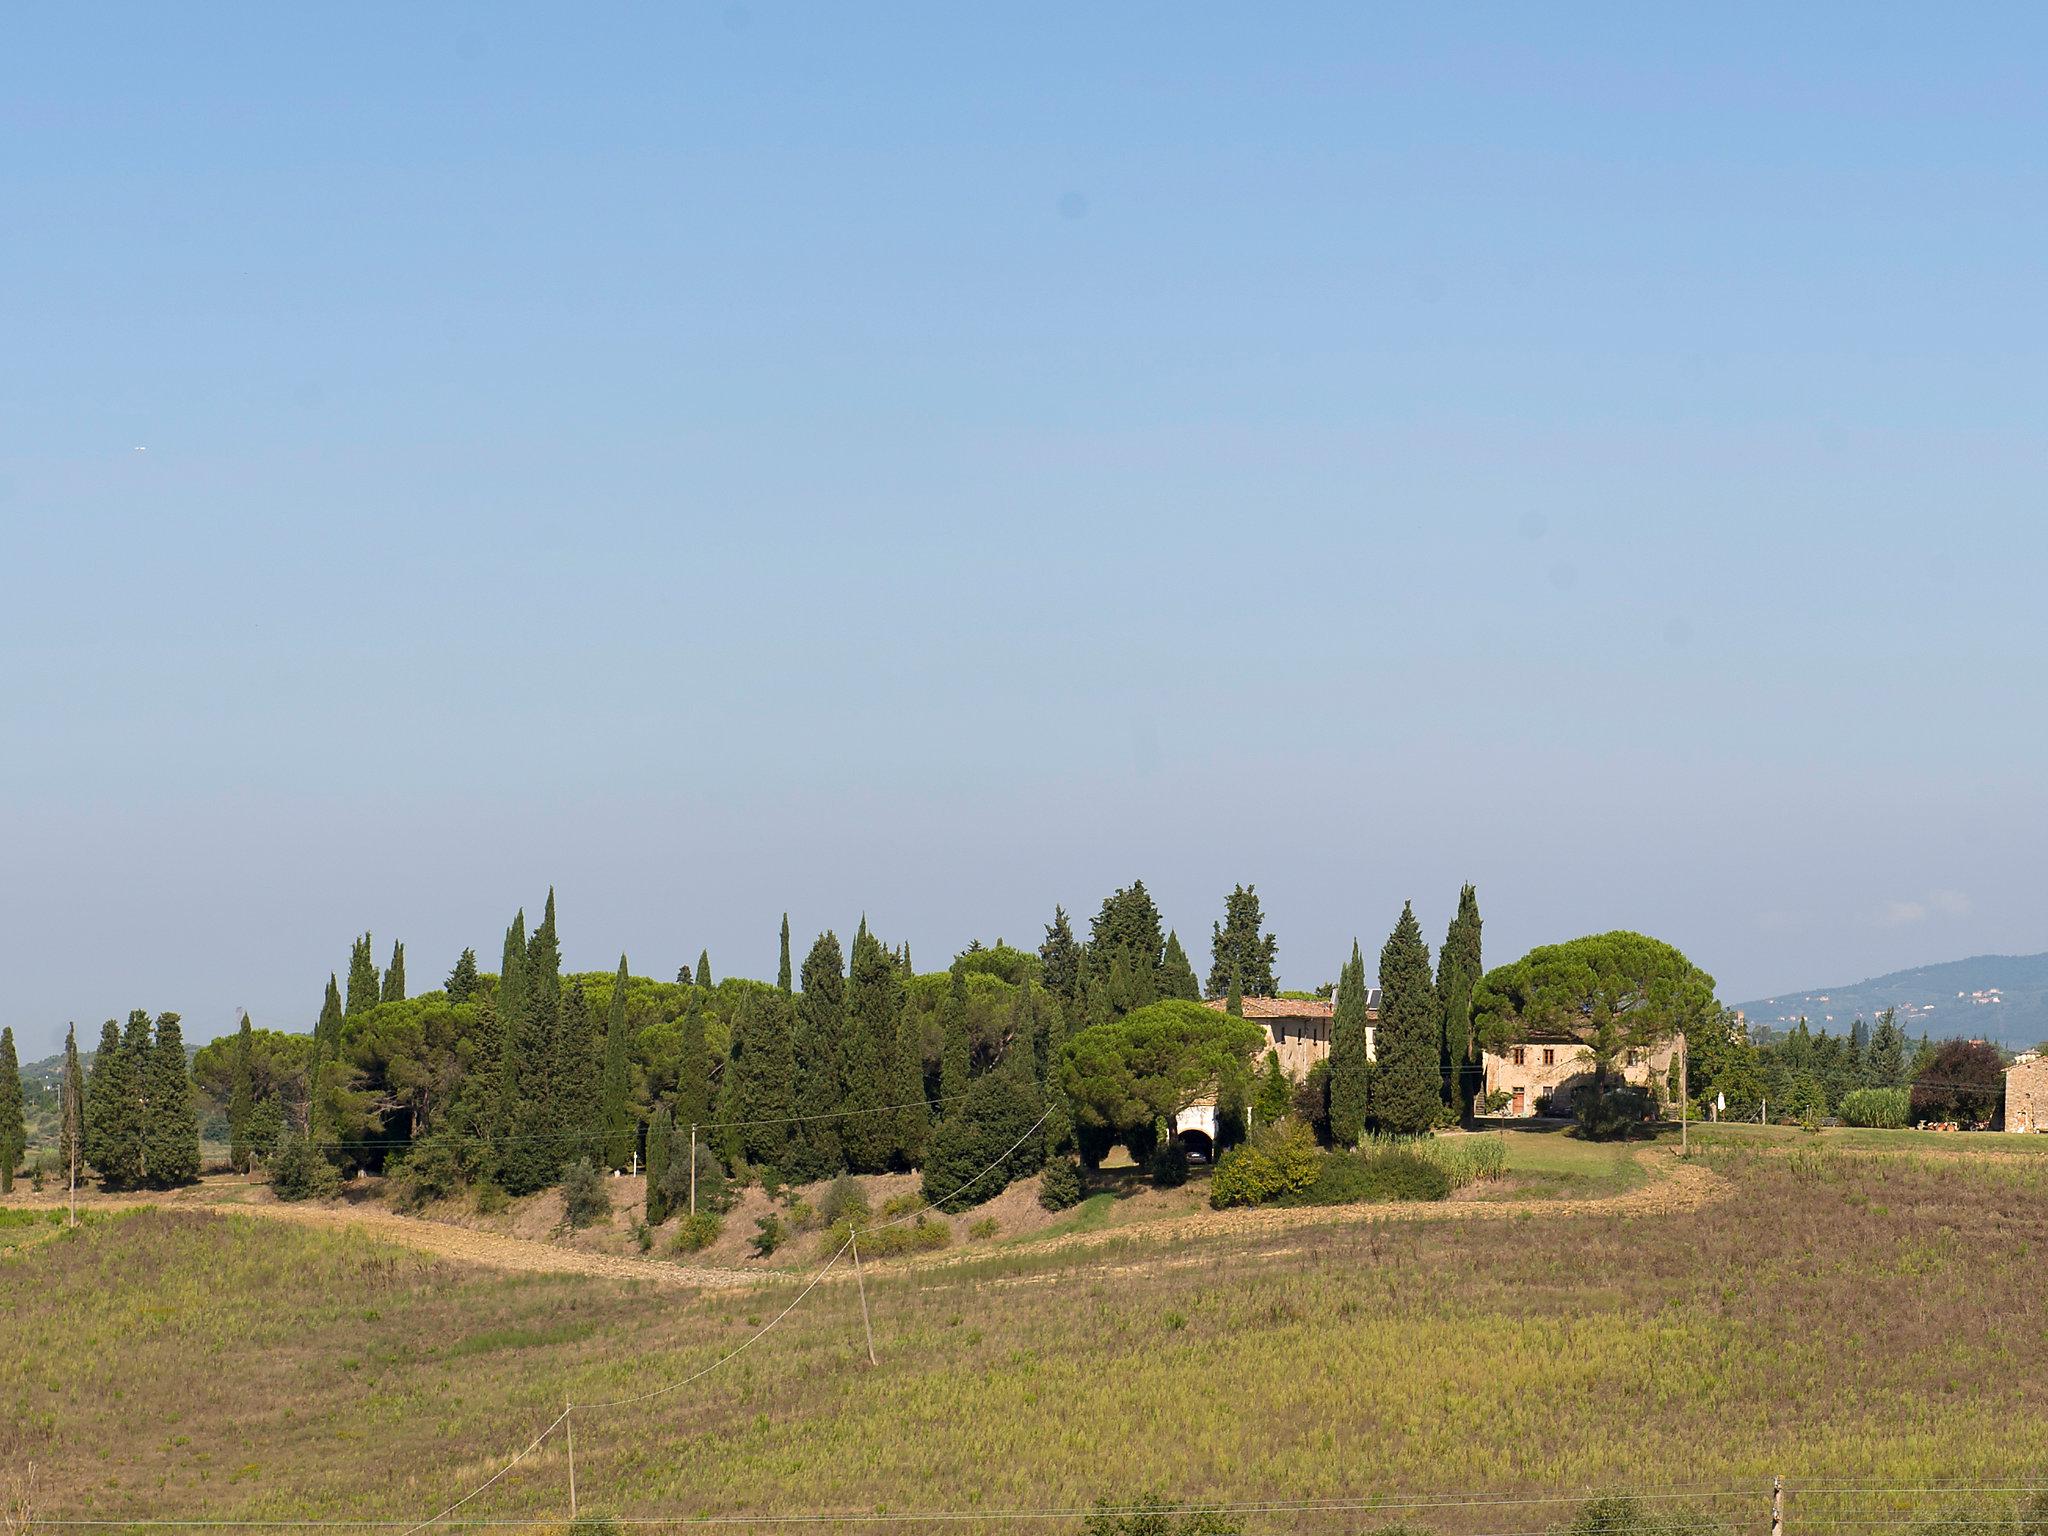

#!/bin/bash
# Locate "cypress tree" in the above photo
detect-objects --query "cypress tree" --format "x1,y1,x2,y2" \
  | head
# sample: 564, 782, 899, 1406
552, 980, 599, 1170
717, 991, 796, 1172
922, 1043, 1044, 1211
1038, 906, 1081, 1010
939, 965, 971, 1101
675, 993, 713, 1134
346, 933, 379, 1017
695, 950, 712, 989
60, 1023, 85, 1187
144, 1013, 200, 1187
0, 1027, 23, 1193
1370, 902, 1440, 1134
1084, 882, 1167, 1016
778, 915, 793, 992
1436, 884, 1483, 1117
893, 996, 931, 1167
841, 926, 902, 1172
1206, 884, 1279, 998
1869, 1008, 1908, 1088
1328, 944, 1371, 1146
789, 931, 847, 1181
83, 1020, 122, 1179
1160, 931, 1201, 1002
1226, 963, 1244, 1018
491, 910, 528, 1166
382, 940, 406, 1004
645, 1103, 673, 1225
445, 947, 479, 1004
599, 956, 635, 1170
228, 1014, 256, 1172
111, 1010, 153, 1185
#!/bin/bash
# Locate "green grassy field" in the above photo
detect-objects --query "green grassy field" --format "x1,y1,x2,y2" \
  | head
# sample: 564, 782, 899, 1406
5, 1130, 2047, 1536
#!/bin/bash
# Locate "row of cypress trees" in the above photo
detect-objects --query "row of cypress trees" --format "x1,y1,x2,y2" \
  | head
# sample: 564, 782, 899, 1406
79, 1009, 199, 1188
1327, 886, 1485, 1140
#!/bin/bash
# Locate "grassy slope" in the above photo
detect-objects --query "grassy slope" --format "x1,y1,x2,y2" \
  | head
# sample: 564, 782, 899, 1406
6, 1131, 2048, 1534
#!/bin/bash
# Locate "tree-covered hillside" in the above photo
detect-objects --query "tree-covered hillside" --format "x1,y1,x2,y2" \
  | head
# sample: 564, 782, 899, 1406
1735, 952, 2048, 1049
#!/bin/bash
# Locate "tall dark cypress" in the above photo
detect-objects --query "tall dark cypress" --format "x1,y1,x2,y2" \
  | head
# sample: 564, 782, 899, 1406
644, 1103, 673, 1225
778, 915, 793, 993
940, 965, 971, 1101
892, 995, 930, 1168
0, 1027, 23, 1194
382, 940, 407, 1004
83, 1020, 122, 1179
1084, 882, 1166, 1017
668, 994, 708, 1135
144, 1013, 200, 1187
695, 950, 712, 989
446, 947, 480, 1004
840, 926, 901, 1171
1226, 963, 1244, 1018
491, 910, 528, 1166
1435, 884, 1483, 1116
98, 1011, 153, 1187
1370, 902, 1440, 1134
309, 972, 343, 1138
1038, 906, 1081, 1010
599, 955, 635, 1170
1206, 884, 1279, 998
228, 1014, 256, 1172
60, 1024, 85, 1186
346, 933, 379, 1017
1328, 943, 1371, 1147
1160, 931, 1202, 1002
789, 931, 847, 1181
717, 991, 796, 1172
552, 980, 599, 1166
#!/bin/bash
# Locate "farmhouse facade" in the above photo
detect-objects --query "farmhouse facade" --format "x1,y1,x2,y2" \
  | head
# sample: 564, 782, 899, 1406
2007, 1055, 2047, 1133
1175, 992, 1380, 1154
1479, 1032, 1681, 1117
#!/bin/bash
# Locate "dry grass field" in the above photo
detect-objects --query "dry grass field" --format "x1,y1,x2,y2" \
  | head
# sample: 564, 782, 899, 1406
5, 1129, 2047, 1536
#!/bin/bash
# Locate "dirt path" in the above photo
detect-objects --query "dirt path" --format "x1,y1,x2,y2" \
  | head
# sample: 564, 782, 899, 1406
4, 1147, 1724, 1289
917, 1147, 1726, 1276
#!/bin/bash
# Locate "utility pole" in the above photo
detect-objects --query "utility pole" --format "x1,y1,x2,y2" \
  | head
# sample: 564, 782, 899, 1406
1679, 1032, 1689, 1158
851, 1231, 877, 1367
689, 1123, 697, 1218
565, 1406, 577, 1522
1771, 1475, 1783, 1536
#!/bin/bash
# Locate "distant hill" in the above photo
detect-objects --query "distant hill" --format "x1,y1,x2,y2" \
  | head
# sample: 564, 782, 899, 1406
1735, 952, 2048, 1049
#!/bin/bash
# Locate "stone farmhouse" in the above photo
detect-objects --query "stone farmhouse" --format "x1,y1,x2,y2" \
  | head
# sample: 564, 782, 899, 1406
1478, 1030, 1680, 1118
2007, 1054, 2047, 1133
1171, 991, 1683, 1145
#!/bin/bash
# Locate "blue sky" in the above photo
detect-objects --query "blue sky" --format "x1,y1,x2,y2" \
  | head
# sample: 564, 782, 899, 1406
5, 5, 2046, 1056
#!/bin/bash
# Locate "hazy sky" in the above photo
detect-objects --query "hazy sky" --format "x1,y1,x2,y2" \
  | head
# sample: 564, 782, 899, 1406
6, 6, 2046, 1058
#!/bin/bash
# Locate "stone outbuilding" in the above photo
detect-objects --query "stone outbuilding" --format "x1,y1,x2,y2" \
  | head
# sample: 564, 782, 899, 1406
2006, 1054, 2047, 1133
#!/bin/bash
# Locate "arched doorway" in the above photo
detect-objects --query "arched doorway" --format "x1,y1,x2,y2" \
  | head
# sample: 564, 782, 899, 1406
1177, 1128, 1215, 1163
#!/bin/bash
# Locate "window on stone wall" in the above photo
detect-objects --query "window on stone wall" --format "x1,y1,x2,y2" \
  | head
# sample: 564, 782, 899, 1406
1511, 1046, 1526, 1067
1542, 1047, 1555, 1066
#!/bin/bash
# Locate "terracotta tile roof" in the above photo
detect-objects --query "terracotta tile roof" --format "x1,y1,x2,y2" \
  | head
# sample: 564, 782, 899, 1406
1201, 995, 1377, 1020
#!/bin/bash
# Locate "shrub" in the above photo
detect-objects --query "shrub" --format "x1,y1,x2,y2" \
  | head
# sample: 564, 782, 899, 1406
632, 1219, 653, 1253
389, 1130, 481, 1211
1148, 1136, 1191, 1188
1209, 1119, 1321, 1209
1083, 1495, 1243, 1535
473, 1181, 509, 1215
1481, 1088, 1511, 1114
1038, 1156, 1083, 1210
968, 1217, 998, 1241
560, 1158, 611, 1230
816, 1174, 871, 1230
750, 1214, 785, 1258
671, 1211, 722, 1253
820, 1213, 951, 1259
1839, 1087, 1911, 1129
1572, 1084, 1656, 1141
268, 1130, 340, 1203
1558, 1496, 1713, 1536
1288, 1149, 1450, 1206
